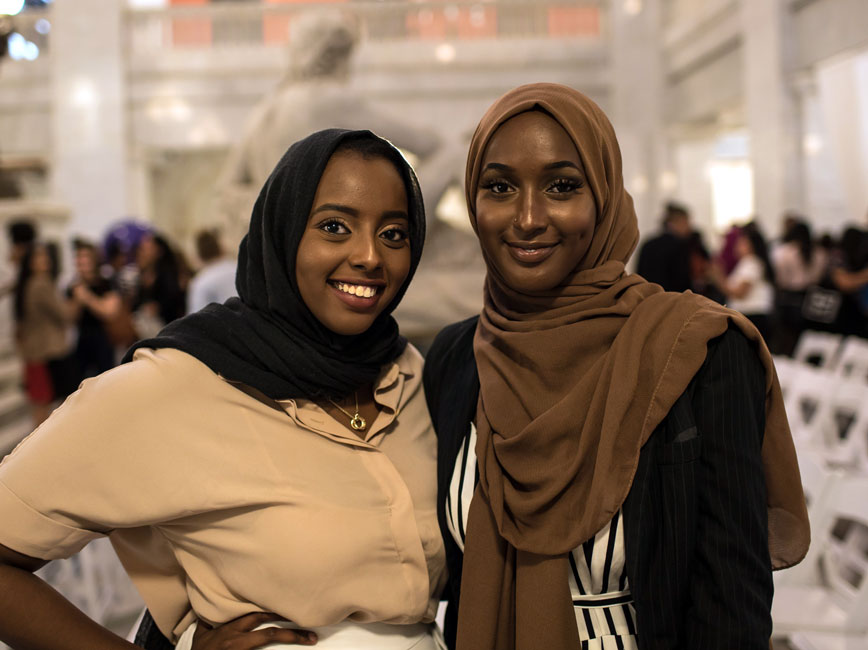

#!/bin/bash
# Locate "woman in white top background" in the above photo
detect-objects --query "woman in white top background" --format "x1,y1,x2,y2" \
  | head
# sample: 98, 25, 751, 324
770, 220, 828, 355
714, 223, 776, 344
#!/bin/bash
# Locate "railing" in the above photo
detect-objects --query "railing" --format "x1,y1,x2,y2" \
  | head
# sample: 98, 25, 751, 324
126, 0, 604, 56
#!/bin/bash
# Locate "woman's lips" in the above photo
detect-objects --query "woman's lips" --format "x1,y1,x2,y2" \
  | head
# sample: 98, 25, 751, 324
506, 242, 558, 264
328, 281, 383, 311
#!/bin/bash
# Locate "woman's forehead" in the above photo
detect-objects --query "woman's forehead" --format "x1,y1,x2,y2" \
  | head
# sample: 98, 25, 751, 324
480, 110, 584, 171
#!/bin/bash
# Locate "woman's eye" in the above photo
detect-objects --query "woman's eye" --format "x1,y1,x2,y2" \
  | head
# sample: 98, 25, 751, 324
319, 219, 349, 235
549, 178, 582, 193
481, 179, 512, 194
381, 227, 409, 243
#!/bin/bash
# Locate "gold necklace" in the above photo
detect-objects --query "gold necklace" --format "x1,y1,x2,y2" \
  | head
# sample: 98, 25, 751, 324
328, 391, 366, 431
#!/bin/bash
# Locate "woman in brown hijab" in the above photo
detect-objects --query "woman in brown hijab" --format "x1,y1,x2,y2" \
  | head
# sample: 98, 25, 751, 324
423, 83, 809, 650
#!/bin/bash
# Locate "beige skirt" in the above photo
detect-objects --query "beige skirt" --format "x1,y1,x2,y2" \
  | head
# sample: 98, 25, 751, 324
175, 620, 447, 650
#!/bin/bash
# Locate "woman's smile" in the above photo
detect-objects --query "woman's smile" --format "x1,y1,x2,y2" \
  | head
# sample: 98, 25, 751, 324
505, 240, 560, 264
328, 279, 385, 308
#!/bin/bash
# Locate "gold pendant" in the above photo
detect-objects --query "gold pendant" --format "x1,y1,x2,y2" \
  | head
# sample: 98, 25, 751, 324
350, 414, 366, 431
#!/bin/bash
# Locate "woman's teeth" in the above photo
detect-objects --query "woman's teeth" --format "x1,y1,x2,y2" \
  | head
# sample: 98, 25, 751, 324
335, 282, 378, 298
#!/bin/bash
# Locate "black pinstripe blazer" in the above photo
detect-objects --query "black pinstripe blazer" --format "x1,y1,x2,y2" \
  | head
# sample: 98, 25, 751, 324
423, 317, 773, 650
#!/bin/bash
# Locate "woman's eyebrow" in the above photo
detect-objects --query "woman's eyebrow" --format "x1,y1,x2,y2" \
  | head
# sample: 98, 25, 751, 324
310, 203, 358, 217
481, 162, 512, 173
482, 161, 581, 173
544, 161, 581, 171
380, 210, 410, 222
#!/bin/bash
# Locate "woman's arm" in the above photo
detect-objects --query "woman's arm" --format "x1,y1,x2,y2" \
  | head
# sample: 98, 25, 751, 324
721, 277, 752, 300
710, 262, 752, 300
0, 542, 139, 650
685, 329, 773, 648
72, 285, 123, 322
830, 266, 868, 293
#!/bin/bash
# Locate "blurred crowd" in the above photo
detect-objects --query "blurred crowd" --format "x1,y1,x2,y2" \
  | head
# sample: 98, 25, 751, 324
637, 203, 868, 357
3, 220, 236, 427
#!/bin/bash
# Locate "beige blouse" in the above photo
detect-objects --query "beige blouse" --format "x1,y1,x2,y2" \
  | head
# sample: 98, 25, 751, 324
0, 346, 445, 642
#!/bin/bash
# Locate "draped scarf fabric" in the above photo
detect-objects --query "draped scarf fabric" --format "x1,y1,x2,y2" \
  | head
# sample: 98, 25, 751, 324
123, 128, 426, 400
457, 83, 810, 650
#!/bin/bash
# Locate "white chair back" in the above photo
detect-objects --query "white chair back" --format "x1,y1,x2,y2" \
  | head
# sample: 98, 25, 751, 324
776, 449, 841, 587
794, 331, 843, 370
784, 365, 837, 450
816, 379, 868, 471
773, 355, 799, 400
815, 476, 868, 628
835, 336, 868, 384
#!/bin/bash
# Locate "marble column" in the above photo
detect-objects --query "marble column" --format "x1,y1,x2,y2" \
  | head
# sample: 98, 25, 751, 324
50, 0, 129, 240
609, 0, 668, 245
740, 0, 802, 237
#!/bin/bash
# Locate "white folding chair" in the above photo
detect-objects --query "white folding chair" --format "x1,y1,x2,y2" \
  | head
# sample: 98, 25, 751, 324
784, 365, 838, 451
814, 379, 868, 471
790, 630, 868, 650
772, 475, 868, 637
835, 336, 868, 384
794, 331, 844, 370
773, 355, 799, 401
775, 449, 842, 588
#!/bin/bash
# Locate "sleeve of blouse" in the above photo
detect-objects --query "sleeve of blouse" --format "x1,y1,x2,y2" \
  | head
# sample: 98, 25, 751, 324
684, 328, 773, 649
0, 349, 234, 560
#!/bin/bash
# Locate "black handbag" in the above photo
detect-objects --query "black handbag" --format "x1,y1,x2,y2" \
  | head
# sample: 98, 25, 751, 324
801, 284, 842, 325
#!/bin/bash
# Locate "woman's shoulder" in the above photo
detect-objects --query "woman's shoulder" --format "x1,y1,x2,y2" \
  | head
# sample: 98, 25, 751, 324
706, 325, 759, 362
426, 316, 479, 366
25, 275, 57, 296
422, 316, 480, 416
692, 325, 765, 398
89, 347, 227, 404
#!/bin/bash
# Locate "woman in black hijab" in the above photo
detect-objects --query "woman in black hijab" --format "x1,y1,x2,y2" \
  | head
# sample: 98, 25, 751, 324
0, 129, 447, 650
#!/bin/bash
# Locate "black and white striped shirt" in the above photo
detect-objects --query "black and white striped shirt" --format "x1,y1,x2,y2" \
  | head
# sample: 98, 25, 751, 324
446, 424, 638, 650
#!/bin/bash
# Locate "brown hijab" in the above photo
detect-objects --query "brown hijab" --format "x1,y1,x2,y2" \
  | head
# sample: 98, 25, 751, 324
457, 83, 810, 650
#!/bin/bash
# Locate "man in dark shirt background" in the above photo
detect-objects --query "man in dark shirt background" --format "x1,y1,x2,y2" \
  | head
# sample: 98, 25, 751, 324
637, 202, 693, 292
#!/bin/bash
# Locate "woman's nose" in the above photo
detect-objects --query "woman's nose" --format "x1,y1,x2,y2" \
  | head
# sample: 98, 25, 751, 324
348, 233, 382, 270
513, 191, 547, 235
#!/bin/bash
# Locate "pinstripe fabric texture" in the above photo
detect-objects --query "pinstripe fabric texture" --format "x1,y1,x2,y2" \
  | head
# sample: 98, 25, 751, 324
425, 317, 773, 650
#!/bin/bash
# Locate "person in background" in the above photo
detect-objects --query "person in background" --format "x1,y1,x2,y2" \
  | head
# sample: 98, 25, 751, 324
66, 239, 122, 379
714, 223, 776, 343
636, 201, 693, 292
13, 242, 73, 427
103, 236, 139, 303
716, 223, 742, 278
131, 232, 186, 339
187, 229, 237, 314
828, 226, 868, 338
686, 229, 726, 304
1, 219, 37, 299
6, 220, 36, 269
771, 220, 827, 355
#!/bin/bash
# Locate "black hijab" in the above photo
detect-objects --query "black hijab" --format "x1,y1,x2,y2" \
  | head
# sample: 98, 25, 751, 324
123, 128, 426, 400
